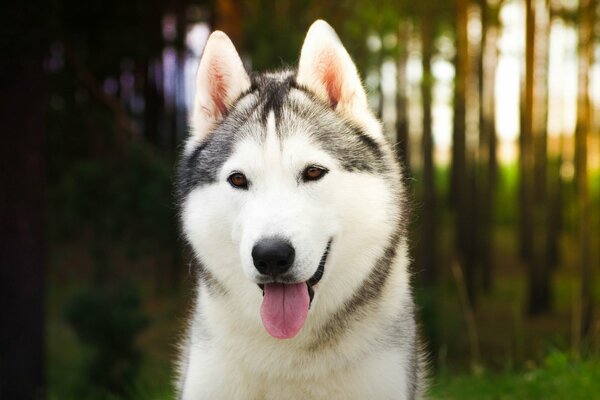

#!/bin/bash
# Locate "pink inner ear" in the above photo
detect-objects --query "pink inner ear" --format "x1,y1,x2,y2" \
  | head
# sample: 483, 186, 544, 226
317, 50, 343, 109
208, 59, 229, 117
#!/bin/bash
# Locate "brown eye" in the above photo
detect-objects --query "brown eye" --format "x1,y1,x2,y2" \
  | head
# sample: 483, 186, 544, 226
228, 172, 248, 189
302, 165, 328, 182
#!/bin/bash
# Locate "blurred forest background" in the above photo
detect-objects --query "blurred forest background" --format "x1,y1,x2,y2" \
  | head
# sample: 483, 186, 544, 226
2, 0, 600, 398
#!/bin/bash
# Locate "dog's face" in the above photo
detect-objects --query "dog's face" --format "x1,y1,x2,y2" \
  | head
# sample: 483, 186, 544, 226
179, 21, 400, 339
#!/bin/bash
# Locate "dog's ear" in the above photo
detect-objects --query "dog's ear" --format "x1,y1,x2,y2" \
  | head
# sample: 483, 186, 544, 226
297, 20, 368, 114
191, 31, 251, 140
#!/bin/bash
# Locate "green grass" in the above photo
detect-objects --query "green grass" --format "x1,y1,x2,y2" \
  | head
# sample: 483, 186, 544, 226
430, 352, 600, 399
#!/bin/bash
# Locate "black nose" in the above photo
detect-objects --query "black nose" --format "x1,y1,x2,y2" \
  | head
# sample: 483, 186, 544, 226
252, 238, 295, 277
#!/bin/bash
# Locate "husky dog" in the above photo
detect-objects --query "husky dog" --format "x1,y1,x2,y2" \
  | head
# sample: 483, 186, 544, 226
176, 20, 424, 399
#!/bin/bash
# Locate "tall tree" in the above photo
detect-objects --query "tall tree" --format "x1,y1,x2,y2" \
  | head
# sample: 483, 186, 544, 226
421, 9, 438, 285
544, 7, 565, 277
520, 0, 536, 269
530, 0, 553, 315
142, 0, 164, 148
453, 0, 478, 304
477, 0, 500, 292
574, 0, 595, 340
0, 3, 47, 398
450, 0, 467, 210
396, 22, 411, 175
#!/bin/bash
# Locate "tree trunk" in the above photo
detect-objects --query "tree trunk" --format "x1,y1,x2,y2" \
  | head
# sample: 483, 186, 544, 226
528, 0, 552, 315
478, 0, 499, 293
453, 0, 468, 214
421, 12, 437, 285
396, 22, 411, 178
453, 0, 478, 305
574, 0, 595, 340
520, 0, 535, 268
546, 133, 563, 273
144, 60, 163, 147
377, 52, 385, 120
142, 2, 163, 148
0, 4, 46, 398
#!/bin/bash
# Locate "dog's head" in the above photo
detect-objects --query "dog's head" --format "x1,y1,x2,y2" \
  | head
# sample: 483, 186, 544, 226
178, 20, 402, 339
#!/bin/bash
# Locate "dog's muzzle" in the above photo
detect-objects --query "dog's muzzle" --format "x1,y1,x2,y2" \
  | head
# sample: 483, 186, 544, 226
258, 239, 333, 339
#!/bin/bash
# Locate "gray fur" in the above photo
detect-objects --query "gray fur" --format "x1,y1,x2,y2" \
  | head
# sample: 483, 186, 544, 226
176, 70, 389, 199
197, 262, 228, 296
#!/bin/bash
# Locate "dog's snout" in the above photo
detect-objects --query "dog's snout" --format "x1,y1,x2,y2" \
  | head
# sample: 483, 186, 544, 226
252, 238, 295, 277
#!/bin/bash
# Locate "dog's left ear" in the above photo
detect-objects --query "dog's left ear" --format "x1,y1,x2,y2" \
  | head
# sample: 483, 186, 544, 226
297, 20, 368, 115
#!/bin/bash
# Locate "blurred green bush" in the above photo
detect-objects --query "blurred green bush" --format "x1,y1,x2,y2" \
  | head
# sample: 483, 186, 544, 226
49, 143, 177, 259
65, 282, 149, 398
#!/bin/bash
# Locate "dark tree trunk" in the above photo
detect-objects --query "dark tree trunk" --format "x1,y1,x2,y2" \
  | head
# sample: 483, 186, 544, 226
450, 0, 467, 210
477, 0, 499, 293
453, 0, 478, 305
528, 0, 552, 315
142, 1, 164, 148
0, 4, 47, 398
520, 0, 535, 266
546, 146, 562, 272
574, 0, 595, 340
453, 0, 468, 215
421, 12, 437, 285
545, 11, 565, 273
143, 60, 163, 147
377, 49, 385, 120
396, 23, 411, 179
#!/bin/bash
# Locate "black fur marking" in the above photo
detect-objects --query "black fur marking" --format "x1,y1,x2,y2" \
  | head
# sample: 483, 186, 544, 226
307, 225, 403, 351
252, 73, 296, 123
307, 240, 331, 287
177, 141, 209, 197
176, 104, 257, 198
310, 122, 387, 173
197, 262, 228, 296
176, 135, 229, 199
352, 125, 384, 160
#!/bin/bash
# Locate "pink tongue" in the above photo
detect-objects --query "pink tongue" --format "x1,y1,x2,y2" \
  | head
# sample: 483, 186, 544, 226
260, 283, 309, 339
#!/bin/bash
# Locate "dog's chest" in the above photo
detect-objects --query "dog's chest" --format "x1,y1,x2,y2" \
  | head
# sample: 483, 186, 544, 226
187, 335, 410, 399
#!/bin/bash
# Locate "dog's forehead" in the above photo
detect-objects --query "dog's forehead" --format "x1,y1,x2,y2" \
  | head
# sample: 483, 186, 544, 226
177, 71, 388, 198
227, 121, 331, 173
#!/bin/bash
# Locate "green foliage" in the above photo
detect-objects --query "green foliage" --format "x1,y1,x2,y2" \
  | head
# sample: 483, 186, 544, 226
50, 143, 177, 258
494, 163, 520, 226
64, 282, 149, 398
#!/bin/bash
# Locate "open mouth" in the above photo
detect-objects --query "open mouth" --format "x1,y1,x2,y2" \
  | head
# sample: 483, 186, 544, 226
306, 239, 331, 302
258, 239, 332, 339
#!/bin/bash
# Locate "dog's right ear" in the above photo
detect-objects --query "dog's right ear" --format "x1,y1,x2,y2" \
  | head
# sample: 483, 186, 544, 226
191, 31, 251, 140
297, 20, 368, 115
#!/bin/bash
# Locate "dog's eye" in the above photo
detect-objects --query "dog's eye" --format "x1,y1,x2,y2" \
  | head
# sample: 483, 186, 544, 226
228, 172, 248, 189
302, 166, 328, 182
